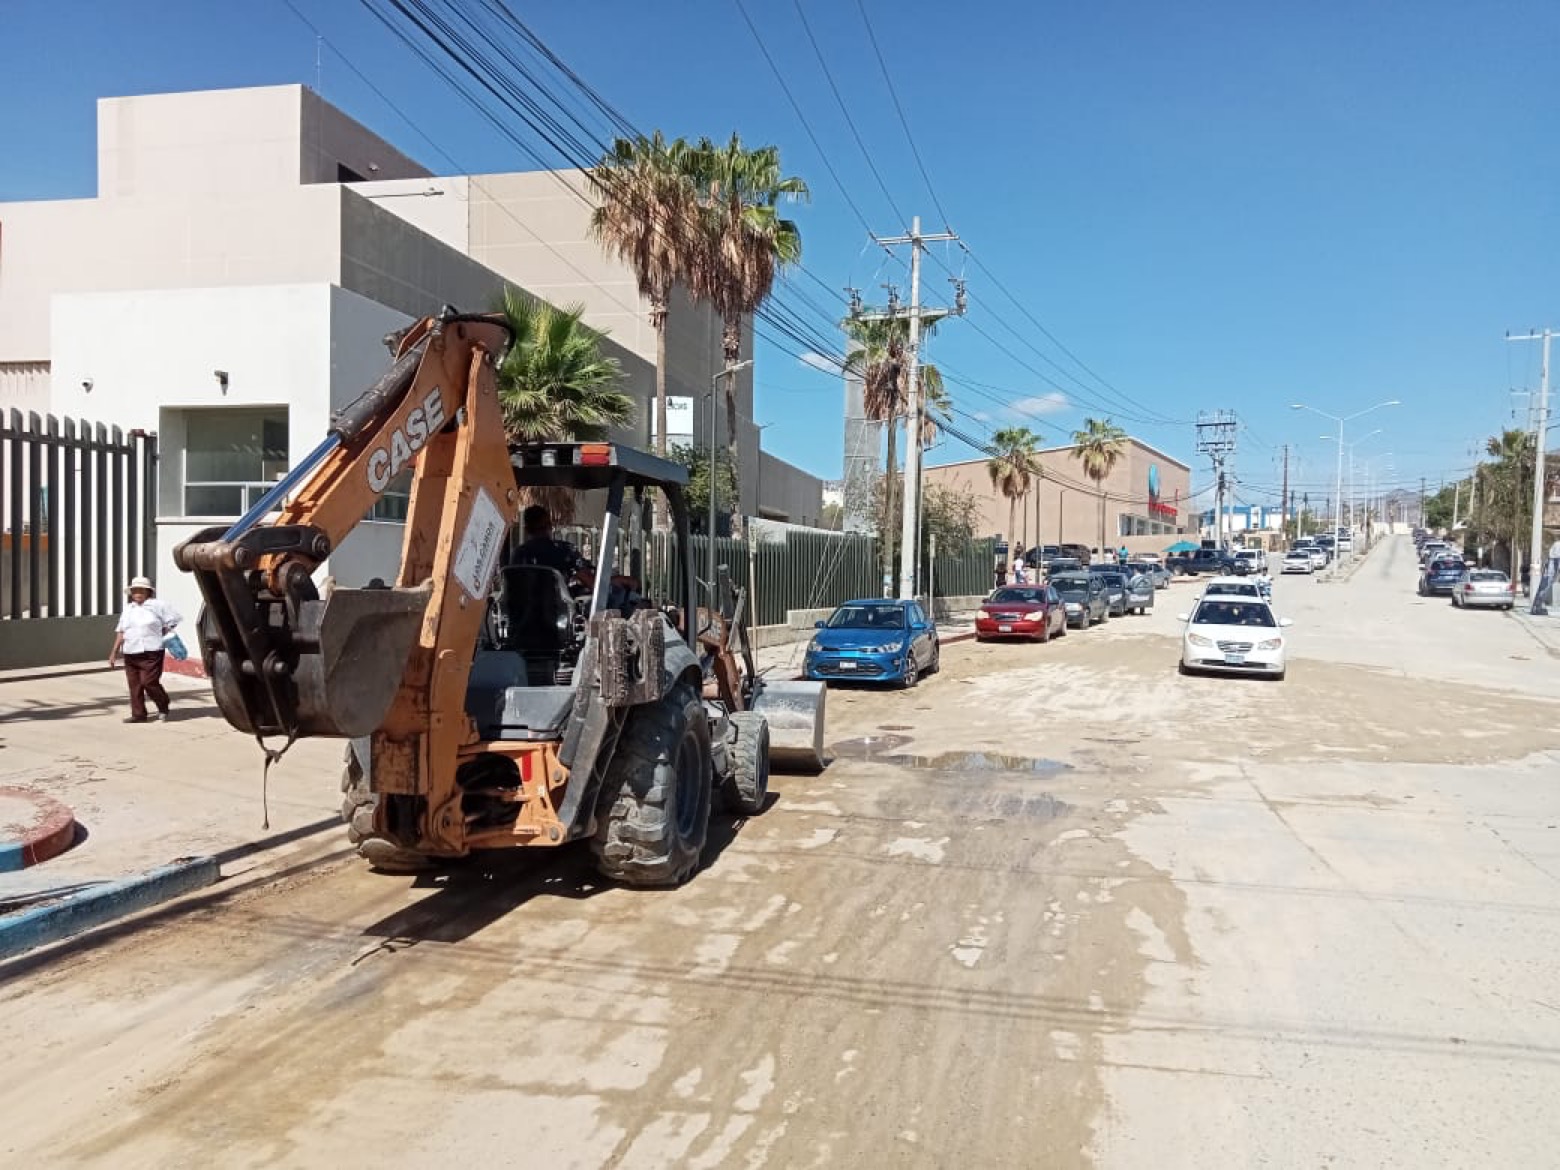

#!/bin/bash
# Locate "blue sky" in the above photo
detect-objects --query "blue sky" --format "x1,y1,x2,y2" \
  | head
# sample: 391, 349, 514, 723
4, 0, 1558, 507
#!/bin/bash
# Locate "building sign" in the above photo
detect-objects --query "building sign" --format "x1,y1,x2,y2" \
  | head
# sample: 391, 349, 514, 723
649, 395, 695, 444
1147, 463, 1177, 519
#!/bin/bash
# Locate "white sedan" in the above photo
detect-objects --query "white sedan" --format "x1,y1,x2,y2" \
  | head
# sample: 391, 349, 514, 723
1282, 549, 1314, 574
1177, 597, 1293, 680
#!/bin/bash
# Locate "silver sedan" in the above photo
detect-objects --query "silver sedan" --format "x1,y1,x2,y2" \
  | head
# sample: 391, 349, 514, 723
1451, 568, 1514, 610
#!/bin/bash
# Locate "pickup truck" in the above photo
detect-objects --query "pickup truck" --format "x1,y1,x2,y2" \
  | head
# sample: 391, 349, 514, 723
1167, 548, 1239, 576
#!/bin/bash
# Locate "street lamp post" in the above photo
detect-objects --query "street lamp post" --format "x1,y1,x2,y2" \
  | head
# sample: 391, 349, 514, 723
708, 360, 754, 598
1292, 399, 1400, 559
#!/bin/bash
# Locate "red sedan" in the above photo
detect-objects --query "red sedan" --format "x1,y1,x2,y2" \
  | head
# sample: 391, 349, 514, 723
975, 586, 1068, 643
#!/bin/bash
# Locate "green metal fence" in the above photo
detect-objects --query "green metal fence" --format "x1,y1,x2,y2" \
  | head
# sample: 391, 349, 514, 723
554, 523, 993, 627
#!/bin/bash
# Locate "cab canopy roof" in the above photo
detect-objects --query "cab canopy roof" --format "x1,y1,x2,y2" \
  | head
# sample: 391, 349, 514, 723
510, 442, 690, 492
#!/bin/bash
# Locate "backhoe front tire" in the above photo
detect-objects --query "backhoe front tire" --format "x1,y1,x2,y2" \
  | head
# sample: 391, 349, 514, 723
340, 747, 433, 874
591, 682, 712, 887
721, 711, 770, 816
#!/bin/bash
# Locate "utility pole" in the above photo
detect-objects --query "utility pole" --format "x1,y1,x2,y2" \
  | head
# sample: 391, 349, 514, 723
872, 216, 960, 600
1506, 329, 1553, 603
1196, 411, 1238, 546
1280, 444, 1290, 538
1420, 477, 1427, 528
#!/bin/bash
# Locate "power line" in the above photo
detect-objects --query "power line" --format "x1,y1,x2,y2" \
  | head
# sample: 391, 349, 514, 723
791, 0, 906, 228
853, 0, 953, 231
730, 0, 880, 237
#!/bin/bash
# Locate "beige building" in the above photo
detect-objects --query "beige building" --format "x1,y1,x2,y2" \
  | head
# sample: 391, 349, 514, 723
0, 85, 824, 622
925, 438, 1194, 557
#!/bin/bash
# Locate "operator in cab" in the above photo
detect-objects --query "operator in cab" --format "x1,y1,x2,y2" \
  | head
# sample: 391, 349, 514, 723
514, 504, 591, 585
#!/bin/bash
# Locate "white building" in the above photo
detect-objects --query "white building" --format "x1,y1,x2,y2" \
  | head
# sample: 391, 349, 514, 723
0, 85, 824, 629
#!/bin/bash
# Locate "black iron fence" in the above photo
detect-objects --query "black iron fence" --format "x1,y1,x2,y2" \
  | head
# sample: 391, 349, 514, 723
1, 410, 158, 619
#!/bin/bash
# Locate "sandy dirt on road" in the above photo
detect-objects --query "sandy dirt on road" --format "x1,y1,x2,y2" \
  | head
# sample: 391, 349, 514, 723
5, 565, 1560, 1168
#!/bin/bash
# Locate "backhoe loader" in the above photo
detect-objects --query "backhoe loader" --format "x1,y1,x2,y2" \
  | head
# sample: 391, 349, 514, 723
174, 308, 824, 885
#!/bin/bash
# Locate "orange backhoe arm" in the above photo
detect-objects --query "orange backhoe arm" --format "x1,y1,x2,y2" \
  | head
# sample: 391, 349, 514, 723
173, 311, 517, 773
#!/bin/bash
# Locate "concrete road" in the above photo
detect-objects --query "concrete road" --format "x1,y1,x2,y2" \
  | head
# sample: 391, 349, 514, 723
2, 536, 1558, 1168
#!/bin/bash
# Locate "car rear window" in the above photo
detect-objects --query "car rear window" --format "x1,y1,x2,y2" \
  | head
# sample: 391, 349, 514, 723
1469, 571, 1506, 582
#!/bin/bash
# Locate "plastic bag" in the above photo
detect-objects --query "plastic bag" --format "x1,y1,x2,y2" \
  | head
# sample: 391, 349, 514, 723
164, 632, 189, 661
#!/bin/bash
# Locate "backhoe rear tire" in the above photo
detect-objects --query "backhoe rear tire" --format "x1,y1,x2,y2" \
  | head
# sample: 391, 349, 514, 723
340, 747, 434, 874
721, 711, 770, 816
591, 682, 712, 887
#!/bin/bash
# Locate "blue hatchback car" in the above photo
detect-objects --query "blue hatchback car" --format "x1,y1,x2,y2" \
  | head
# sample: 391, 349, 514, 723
803, 598, 940, 687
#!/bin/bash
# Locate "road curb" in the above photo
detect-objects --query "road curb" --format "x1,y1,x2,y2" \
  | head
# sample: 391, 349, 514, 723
0, 855, 219, 962
0, 787, 79, 872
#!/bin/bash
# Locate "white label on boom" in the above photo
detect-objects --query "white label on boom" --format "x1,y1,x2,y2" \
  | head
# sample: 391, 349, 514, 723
453, 487, 506, 602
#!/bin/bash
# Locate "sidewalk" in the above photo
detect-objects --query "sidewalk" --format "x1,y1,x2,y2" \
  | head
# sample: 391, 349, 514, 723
0, 665, 347, 907
1505, 604, 1560, 659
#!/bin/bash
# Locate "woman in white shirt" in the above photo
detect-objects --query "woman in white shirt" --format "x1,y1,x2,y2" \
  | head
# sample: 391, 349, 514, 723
108, 576, 183, 723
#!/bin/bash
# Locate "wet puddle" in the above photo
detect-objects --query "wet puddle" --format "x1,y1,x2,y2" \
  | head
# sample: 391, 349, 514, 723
828, 735, 1072, 777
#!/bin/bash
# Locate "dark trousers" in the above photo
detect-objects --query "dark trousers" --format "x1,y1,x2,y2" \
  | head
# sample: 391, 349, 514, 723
124, 650, 170, 720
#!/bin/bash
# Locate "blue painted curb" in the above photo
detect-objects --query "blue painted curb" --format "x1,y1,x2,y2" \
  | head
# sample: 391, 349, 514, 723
0, 855, 220, 962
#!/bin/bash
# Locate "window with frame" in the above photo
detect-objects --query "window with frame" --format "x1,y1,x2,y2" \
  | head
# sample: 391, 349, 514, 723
182, 408, 288, 517
370, 469, 413, 522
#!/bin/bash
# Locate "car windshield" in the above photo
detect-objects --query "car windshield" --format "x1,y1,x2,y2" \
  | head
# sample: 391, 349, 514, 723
1285, 550, 1309, 558
827, 604, 905, 630
1192, 600, 1277, 627
1052, 575, 1090, 592
990, 588, 1046, 604
1096, 573, 1125, 587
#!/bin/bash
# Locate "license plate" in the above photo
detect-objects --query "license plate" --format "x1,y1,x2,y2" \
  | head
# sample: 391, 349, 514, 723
837, 660, 858, 670
1223, 654, 1246, 665
998, 624, 1013, 632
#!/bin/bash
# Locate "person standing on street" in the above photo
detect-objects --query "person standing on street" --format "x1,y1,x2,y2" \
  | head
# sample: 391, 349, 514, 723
109, 576, 182, 723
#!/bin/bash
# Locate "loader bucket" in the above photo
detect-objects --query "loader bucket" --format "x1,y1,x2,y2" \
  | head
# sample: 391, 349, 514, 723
292, 586, 431, 737
208, 584, 431, 740
751, 680, 827, 773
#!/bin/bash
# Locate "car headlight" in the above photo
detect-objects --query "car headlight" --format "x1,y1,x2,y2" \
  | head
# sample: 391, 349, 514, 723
978, 609, 993, 619
1257, 638, 1283, 650
861, 642, 902, 654
1187, 633, 1213, 647
807, 638, 821, 653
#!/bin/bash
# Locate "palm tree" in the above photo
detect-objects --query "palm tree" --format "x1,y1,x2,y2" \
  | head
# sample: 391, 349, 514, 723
988, 426, 1042, 562
1070, 417, 1129, 554
685, 135, 808, 536
843, 316, 946, 582
495, 287, 633, 520
587, 131, 700, 524
1476, 428, 1535, 573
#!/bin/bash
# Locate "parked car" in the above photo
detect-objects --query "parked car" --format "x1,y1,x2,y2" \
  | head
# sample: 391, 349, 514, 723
1451, 568, 1515, 609
1234, 549, 1266, 575
1282, 548, 1315, 575
1418, 556, 1466, 597
1124, 572, 1155, 615
804, 598, 939, 688
976, 586, 1068, 642
1128, 560, 1174, 589
1091, 568, 1130, 616
1177, 597, 1292, 680
1306, 544, 1330, 569
1023, 544, 1063, 570
1052, 572, 1109, 629
1045, 556, 1084, 575
1418, 540, 1449, 566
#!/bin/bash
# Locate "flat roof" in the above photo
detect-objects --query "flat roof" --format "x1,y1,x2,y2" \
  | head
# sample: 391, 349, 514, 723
928, 435, 1191, 473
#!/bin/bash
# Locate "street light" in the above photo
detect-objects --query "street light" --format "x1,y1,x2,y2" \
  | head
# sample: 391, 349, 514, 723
708, 359, 754, 598
1292, 399, 1400, 554
1319, 427, 1384, 529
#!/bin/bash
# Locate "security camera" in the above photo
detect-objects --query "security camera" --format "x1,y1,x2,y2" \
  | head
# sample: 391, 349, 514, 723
82, 378, 93, 392
214, 369, 230, 394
